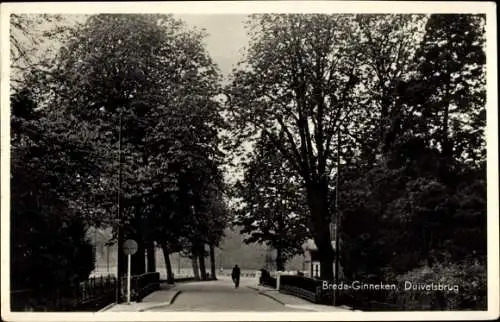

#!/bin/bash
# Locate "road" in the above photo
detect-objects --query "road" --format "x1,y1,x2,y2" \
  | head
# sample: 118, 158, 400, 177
145, 277, 303, 312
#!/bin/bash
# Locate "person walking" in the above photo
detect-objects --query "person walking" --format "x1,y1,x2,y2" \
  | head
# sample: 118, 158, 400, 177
231, 264, 241, 288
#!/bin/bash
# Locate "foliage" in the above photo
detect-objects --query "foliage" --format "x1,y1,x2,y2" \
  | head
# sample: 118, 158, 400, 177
11, 13, 228, 283
226, 13, 370, 280
9, 14, 81, 87
233, 136, 309, 270
338, 14, 486, 291
10, 71, 99, 301
10, 88, 95, 291
395, 260, 486, 309
9, 12, 488, 310
228, 13, 486, 302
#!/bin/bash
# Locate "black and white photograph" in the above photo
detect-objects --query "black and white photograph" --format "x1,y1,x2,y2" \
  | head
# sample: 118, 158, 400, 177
1, 1, 498, 321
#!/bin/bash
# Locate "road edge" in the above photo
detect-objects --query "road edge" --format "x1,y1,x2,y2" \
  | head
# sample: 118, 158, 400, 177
97, 302, 117, 312
284, 304, 317, 311
169, 289, 182, 305
247, 286, 356, 312
137, 289, 182, 312
246, 286, 287, 306
257, 291, 286, 305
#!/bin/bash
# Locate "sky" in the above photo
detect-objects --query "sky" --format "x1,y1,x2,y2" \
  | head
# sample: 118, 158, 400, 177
175, 14, 250, 78
173, 15, 252, 185
11, 14, 250, 83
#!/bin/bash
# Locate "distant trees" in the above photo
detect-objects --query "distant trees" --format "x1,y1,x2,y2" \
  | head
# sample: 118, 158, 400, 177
233, 136, 309, 270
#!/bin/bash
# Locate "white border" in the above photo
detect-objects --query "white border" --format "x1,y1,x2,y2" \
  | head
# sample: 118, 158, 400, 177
1, 1, 498, 321
0, 1, 496, 14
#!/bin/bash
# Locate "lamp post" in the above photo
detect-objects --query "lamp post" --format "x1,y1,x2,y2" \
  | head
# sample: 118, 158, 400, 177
116, 108, 125, 303
333, 125, 341, 306
178, 252, 181, 275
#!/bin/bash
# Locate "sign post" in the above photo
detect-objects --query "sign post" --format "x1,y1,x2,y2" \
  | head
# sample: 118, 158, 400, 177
123, 239, 138, 305
127, 253, 131, 304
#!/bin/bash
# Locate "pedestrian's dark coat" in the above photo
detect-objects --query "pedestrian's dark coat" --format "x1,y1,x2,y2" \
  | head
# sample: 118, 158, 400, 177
231, 265, 240, 278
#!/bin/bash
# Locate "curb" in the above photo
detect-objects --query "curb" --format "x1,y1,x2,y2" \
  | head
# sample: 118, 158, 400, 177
284, 304, 317, 311
170, 289, 182, 305
256, 291, 286, 305
138, 290, 182, 312
248, 286, 358, 312
284, 304, 360, 312
98, 302, 117, 312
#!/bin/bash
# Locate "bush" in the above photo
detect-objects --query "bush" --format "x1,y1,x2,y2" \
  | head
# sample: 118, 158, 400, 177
396, 260, 486, 310
11, 209, 95, 292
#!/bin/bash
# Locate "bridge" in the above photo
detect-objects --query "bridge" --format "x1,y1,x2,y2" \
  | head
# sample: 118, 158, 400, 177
102, 275, 354, 312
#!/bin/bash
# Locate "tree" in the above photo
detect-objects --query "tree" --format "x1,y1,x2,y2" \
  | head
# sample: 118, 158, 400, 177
234, 136, 309, 270
9, 14, 75, 89
202, 183, 230, 280
34, 13, 223, 277
183, 160, 228, 280
406, 14, 486, 180
10, 87, 95, 293
403, 14, 487, 262
348, 14, 426, 166
226, 14, 364, 280
338, 14, 487, 291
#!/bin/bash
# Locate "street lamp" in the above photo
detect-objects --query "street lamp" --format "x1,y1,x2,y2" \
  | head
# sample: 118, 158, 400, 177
115, 108, 125, 303
333, 125, 341, 306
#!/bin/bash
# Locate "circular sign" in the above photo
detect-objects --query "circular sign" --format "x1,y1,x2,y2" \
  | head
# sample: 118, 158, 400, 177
123, 239, 138, 255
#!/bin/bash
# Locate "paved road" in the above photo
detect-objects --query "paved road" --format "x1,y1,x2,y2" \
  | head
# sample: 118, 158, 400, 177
145, 278, 303, 311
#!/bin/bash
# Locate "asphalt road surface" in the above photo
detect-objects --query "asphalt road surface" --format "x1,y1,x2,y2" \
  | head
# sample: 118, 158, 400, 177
145, 278, 303, 312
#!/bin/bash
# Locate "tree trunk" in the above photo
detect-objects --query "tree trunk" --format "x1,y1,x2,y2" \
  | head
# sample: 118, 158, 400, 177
191, 245, 200, 280
130, 208, 146, 275
276, 246, 284, 271
117, 229, 125, 278
276, 210, 285, 271
198, 245, 207, 281
440, 96, 452, 183
209, 244, 217, 280
161, 243, 174, 284
306, 180, 334, 281
130, 244, 145, 276
146, 242, 156, 273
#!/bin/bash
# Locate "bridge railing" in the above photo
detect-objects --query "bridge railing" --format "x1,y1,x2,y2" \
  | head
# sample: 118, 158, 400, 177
11, 275, 117, 312
119, 272, 160, 302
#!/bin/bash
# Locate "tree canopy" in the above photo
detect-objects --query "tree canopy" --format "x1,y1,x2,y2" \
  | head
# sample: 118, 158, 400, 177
11, 13, 229, 288
9, 12, 488, 310
226, 13, 486, 293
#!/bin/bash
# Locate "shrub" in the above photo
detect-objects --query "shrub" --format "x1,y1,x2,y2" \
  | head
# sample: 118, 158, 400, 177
396, 260, 486, 310
11, 209, 95, 292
